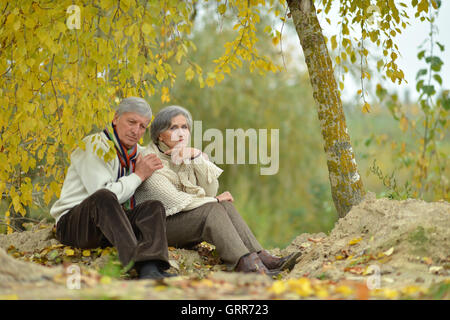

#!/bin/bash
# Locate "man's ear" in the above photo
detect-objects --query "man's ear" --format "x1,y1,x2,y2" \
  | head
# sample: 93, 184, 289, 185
112, 114, 119, 126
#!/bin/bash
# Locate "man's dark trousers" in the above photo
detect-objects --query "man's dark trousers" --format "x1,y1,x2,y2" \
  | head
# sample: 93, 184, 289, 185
55, 189, 170, 269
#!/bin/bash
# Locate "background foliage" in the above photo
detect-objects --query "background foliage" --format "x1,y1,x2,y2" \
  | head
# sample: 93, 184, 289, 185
0, 0, 448, 248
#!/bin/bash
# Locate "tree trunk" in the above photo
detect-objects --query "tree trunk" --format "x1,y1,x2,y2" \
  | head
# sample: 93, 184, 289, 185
287, 0, 365, 218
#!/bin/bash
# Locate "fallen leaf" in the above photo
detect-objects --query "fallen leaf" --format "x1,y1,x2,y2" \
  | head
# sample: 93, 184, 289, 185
334, 285, 354, 297
383, 277, 395, 283
314, 286, 329, 298
382, 288, 399, 299
348, 237, 363, 245
401, 285, 424, 296
345, 266, 366, 275
64, 248, 75, 256
308, 237, 325, 243
82, 250, 91, 257
429, 266, 443, 274
383, 247, 395, 256
100, 276, 112, 285
299, 242, 311, 249
154, 285, 167, 292
422, 257, 433, 265
47, 249, 59, 261
269, 280, 287, 295
287, 278, 314, 297
0, 294, 19, 300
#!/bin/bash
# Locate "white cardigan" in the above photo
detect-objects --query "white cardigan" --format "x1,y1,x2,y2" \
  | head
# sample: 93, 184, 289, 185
134, 143, 223, 216
50, 132, 143, 224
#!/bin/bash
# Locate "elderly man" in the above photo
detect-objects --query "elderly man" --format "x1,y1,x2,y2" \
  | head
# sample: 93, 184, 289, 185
50, 97, 174, 280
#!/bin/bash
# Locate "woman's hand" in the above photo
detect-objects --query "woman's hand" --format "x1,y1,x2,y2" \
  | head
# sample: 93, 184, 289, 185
215, 191, 234, 203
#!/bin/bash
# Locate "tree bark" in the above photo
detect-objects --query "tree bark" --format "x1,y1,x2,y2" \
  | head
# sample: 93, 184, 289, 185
287, 0, 365, 218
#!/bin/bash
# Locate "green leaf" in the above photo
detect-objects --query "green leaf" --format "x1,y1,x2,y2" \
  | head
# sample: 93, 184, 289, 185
417, 50, 426, 60
436, 41, 445, 52
433, 74, 442, 85
422, 85, 436, 96
442, 97, 450, 111
416, 68, 427, 79
426, 56, 443, 72
416, 79, 424, 92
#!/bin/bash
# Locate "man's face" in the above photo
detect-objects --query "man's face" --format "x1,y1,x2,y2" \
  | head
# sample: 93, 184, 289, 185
112, 112, 150, 149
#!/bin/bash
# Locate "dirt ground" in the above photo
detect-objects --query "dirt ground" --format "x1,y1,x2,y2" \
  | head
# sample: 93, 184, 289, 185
0, 192, 449, 300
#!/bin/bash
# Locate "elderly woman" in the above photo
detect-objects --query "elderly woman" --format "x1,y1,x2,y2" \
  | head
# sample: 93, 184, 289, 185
134, 106, 299, 275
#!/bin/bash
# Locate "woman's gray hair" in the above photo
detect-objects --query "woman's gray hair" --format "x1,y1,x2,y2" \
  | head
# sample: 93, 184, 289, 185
115, 97, 152, 119
150, 105, 193, 144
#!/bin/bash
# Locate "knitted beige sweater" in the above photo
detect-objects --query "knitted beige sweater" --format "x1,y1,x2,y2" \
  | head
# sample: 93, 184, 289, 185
134, 142, 223, 216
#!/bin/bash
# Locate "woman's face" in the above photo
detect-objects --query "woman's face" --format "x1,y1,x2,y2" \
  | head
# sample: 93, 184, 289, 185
159, 114, 190, 149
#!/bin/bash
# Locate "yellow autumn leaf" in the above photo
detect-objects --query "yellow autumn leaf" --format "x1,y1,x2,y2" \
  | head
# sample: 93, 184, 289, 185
334, 285, 354, 296
314, 286, 329, 298
382, 288, 399, 299
185, 67, 195, 81
154, 285, 167, 291
272, 36, 280, 46
362, 102, 371, 113
161, 86, 170, 103
287, 278, 313, 297
400, 116, 409, 132
348, 237, 362, 245
383, 247, 395, 256
218, 4, 227, 15
0, 294, 19, 300
100, 276, 112, 285
82, 249, 91, 257
64, 248, 75, 256
205, 76, 215, 88
269, 280, 287, 295
141, 23, 153, 35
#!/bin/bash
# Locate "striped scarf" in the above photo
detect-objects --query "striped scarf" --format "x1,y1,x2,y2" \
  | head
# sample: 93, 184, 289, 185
103, 123, 138, 210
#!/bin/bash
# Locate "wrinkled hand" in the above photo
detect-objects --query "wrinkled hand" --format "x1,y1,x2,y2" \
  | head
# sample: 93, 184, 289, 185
216, 191, 234, 203
135, 153, 164, 181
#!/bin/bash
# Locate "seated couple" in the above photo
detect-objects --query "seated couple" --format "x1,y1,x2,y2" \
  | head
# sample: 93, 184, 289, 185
50, 97, 299, 280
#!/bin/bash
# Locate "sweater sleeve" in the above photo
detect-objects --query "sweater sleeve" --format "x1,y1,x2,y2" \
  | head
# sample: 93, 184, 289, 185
190, 155, 223, 197
135, 171, 194, 216
72, 135, 142, 204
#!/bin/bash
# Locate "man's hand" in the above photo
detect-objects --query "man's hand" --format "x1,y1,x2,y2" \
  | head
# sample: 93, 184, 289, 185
135, 153, 164, 181
216, 191, 234, 203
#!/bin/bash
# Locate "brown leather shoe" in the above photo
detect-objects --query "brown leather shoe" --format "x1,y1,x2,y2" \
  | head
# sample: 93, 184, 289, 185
235, 252, 279, 277
258, 250, 302, 271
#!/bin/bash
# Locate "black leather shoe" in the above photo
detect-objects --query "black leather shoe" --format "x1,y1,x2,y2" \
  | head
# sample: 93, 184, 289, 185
138, 261, 177, 280
278, 252, 302, 272
159, 270, 177, 278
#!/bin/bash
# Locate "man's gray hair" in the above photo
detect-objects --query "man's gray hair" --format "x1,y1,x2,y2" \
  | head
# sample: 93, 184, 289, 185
115, 97, 152, 119
150, 105, 193, 144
